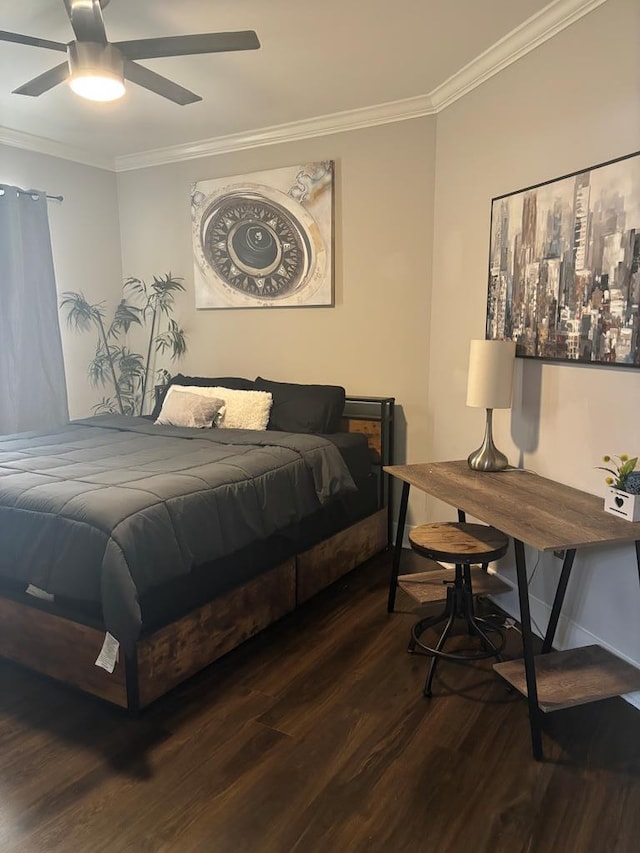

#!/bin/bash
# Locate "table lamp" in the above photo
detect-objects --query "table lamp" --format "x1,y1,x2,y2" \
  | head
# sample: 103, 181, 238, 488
466, 339, 516, 471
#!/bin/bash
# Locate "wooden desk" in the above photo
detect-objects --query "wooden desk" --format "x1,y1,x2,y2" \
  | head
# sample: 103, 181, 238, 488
384, 460, 640, 760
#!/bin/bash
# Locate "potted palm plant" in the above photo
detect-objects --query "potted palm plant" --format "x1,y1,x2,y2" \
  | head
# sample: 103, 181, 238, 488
61, 273, 187, 416
598, 454, 640, 522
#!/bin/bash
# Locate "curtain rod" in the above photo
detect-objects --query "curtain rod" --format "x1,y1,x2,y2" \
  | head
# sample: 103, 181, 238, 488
14, 187, 64, 202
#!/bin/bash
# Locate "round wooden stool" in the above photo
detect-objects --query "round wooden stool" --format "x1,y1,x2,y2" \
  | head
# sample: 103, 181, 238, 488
408, 521, 509, 697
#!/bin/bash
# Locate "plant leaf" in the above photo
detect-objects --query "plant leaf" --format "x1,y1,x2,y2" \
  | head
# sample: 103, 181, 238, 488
620, 458, 638, 476
109, 300, 143, 337
595, 466, 619, 479
155, 319, 187, 360
88, 348, 114, 386
60, 291, 105, 332
92, 396, 118, 415
151, 273, 185, 294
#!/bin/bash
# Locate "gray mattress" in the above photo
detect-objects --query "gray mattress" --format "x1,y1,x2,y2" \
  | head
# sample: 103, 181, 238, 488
0, 415, 356, 652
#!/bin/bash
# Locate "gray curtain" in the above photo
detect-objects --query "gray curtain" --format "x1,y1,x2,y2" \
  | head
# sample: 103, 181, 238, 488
0, 185, 69, 434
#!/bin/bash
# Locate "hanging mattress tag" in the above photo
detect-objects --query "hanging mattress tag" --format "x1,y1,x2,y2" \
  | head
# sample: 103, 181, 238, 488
25, 584, 55, 602
95, 632, 120, 673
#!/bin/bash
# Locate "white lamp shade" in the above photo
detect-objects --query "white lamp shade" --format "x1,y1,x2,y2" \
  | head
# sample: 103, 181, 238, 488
466, 339, 516, 409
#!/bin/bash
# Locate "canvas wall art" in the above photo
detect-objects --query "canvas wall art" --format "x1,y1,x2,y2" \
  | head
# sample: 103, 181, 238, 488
192, 161, 334, 309
486, 151, 640, 367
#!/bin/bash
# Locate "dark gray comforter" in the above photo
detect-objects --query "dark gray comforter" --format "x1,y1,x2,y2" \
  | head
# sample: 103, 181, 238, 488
0, 415, 356, 651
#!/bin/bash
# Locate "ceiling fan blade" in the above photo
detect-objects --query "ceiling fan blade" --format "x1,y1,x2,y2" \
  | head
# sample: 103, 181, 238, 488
63, 0, 107, 44
116, 30, 260, 61
124, 60, 201, 105
12, 62, 70, 96
0, 30, 67, 52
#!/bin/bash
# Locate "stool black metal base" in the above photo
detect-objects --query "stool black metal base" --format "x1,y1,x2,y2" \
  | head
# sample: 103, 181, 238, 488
409, 563, 506, 697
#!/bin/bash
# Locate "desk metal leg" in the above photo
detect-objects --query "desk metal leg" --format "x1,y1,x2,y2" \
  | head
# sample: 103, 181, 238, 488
387, 481, 410, 613
541, 548, 576, 654
514, 538, 543, 761
636, 542, 640, 589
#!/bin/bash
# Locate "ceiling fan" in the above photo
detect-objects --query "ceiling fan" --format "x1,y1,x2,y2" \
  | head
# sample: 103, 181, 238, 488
0, 0, 260, 104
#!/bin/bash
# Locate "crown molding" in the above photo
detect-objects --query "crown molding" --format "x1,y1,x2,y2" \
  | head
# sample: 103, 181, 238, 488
115, 0, 607, 171
0, 0, 608, 172
0, 125, 114, 171
114, 94, 436, 171
429, 0, 608, 111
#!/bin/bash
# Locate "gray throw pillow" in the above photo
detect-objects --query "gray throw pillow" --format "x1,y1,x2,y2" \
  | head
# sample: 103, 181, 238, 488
155, 388, 225, 428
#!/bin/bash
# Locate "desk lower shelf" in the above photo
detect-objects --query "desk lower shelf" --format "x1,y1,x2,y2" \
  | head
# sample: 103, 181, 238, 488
399, 565, 510, 604
494, 645, 640, 713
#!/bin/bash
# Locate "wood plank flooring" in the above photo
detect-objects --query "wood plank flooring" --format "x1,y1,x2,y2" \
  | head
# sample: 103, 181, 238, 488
1, 551, 639, 853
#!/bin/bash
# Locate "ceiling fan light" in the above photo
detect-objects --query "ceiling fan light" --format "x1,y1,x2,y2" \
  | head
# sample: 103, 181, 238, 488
69, 72, 124, 101
68, 41, 125, 102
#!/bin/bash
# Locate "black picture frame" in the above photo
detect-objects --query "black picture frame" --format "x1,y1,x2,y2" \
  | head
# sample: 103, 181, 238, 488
486, 150, 640, 368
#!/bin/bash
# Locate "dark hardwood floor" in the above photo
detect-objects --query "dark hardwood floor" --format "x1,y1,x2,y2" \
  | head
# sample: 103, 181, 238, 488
1, 551, 639, 853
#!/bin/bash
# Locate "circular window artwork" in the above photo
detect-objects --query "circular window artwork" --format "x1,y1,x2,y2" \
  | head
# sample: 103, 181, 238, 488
200, 192, 313, 300
191, 163, 333, 309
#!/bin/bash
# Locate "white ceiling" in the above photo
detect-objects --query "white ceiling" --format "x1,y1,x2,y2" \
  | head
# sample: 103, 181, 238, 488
0, 0, 602, 168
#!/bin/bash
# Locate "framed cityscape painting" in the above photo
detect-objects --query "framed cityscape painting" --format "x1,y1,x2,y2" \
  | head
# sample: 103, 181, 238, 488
486, 151, 640, 367
191, 161, 334, 309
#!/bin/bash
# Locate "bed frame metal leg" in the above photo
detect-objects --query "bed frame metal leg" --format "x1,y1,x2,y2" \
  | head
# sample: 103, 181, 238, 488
125, 652, 140, 714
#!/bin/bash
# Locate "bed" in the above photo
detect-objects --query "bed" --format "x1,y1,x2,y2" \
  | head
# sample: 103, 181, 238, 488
0, 376, 393, 709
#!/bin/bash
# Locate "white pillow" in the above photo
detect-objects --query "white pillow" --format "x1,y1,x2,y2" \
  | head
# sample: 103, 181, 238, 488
155, 388, 226, 428
207, 386, 273, 430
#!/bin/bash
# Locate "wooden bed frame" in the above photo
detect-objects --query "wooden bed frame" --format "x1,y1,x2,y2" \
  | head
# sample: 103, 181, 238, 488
0, 406, 392, 709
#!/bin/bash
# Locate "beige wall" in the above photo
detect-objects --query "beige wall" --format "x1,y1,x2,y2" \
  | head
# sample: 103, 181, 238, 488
429, 0, 640, 689
0, 145, 122, 418
116, 117, 437, 458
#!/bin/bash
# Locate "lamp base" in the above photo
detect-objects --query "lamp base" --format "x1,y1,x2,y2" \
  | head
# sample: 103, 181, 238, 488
467, 409, 509, 472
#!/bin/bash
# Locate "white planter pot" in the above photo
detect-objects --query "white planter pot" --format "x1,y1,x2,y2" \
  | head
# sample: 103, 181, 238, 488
604, 488, 640, 522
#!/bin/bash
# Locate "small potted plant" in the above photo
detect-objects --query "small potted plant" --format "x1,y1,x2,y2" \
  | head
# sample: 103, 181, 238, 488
597, 454, 640, 522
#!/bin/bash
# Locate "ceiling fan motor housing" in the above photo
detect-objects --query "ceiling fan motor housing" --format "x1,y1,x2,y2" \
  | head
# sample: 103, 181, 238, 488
68, 41, 125, 100
68, 40, 123, 79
